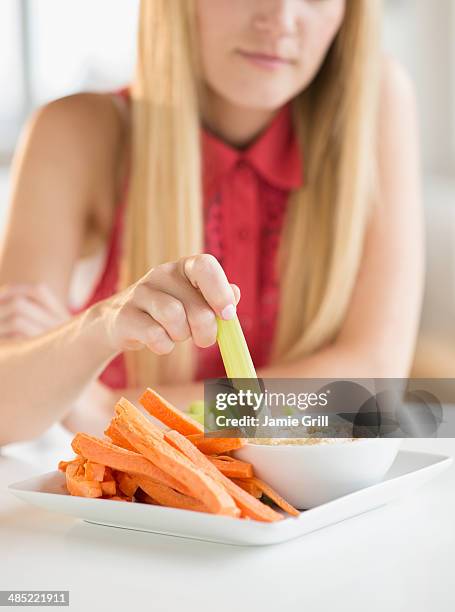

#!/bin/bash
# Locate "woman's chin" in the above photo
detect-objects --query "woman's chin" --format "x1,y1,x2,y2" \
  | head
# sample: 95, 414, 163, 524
204, 70, 303, 113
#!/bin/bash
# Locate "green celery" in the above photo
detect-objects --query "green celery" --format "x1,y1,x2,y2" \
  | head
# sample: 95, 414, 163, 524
216, 316, 257, 379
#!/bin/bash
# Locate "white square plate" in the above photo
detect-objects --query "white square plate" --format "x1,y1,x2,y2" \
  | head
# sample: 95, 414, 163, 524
8, 450, 452, 546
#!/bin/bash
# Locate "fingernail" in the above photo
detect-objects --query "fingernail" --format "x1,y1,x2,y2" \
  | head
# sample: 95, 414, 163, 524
221, 304, 236, 321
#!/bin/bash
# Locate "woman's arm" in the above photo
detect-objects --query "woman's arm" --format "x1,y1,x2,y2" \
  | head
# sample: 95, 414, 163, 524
0, 94, 126, 444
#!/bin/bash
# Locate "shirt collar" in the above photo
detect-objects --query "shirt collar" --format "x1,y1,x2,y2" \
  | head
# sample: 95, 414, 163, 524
202, 103, 303, 197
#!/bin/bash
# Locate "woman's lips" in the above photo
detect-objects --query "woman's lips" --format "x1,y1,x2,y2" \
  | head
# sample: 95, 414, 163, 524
236, 49, 294, 71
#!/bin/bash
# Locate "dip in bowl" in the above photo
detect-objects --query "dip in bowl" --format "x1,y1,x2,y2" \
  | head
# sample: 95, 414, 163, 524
234, 437, 402, 509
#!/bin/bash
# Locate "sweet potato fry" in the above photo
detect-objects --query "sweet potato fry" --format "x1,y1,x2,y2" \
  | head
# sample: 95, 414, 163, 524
135, 476, 207, 514
164, 430, 282, 522
65, 463, 103, 498
115, 472, 139, 498
72, 433, 190, 494
208, 456, 254, 479
115, 397, 164, 440
140, 388, 204, 436
250, 478, 300, 517
101, 480, 117, 496
104, 422, 136, 451
58, 456, 84, 472
113, 409, 239, 517
231, 478, 263, 499
84, 462, 105, 482
187, 435, 246, 455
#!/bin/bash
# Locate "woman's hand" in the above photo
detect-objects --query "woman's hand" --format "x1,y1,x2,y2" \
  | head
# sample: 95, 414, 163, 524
101, 254, 241, 355
0, 283, 70, 340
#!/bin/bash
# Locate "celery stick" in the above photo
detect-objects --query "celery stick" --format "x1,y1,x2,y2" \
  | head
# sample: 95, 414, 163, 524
216, 316, 263, 438
216, 316, 257, 379
216, 314, 262, 408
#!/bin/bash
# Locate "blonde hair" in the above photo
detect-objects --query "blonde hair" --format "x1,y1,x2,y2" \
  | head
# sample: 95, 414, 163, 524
121, 0, 382, 387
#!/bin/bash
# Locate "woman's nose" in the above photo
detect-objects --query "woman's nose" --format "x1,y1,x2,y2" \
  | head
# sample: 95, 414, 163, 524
252, 0, 300, 37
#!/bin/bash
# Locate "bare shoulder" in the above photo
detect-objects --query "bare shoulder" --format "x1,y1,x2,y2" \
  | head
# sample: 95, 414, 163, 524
22, 92, 126, 183
376, 55, 420, 188
378, 55, 417, 124
28, 91, 124, 142
375, 55, 421, 213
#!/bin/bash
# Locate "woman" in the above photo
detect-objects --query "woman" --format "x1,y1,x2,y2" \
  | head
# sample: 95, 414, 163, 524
0, 0, 423, 444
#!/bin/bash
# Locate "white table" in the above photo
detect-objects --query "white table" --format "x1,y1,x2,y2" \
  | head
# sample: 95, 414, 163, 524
1, 427, 454, 612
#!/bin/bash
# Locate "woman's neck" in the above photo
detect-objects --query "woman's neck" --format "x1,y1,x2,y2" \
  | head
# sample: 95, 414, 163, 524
200, 86, 278, 149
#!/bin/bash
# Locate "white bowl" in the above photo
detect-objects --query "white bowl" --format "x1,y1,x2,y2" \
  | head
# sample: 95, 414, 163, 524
234, 438, 402, 509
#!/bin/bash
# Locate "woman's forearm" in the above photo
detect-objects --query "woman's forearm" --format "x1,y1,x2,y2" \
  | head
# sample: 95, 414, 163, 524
0, 302, 118, 445
258, 340, 409, 379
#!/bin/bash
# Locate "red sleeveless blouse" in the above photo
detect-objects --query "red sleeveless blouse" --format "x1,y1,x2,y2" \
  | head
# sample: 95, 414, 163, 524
71, 89, 303, 388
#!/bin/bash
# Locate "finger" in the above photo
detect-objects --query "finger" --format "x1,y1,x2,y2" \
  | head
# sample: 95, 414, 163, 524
133, 286, 191, 343
125, 309, 175, 355
34, 284, 70, 320
144, 264, 218, 347
180, 254, 237, 320
230, 283, 241, 305
0, 313, 45, 338
134, 283, 215, 348
185, 302, 218, 348
0, 295, 60, 330
0, 283, 69, 321
183, 283, 239, 348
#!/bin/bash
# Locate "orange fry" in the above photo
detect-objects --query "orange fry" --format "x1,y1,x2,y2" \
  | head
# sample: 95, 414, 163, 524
208, 456, 254, 479
187, 435, 246, 455
104, 422, 136, 451
231, 478, 262, 499
115, 472, 139, 498
250, 478, 300, 517
135, 477, 207, 514
58, 456, 84, 472
140, 388, 203, 436
84, 462, 105, 482
65, 463, 102, 498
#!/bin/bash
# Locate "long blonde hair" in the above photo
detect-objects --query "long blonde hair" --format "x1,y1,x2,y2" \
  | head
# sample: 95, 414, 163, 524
121, 0, 382, 387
